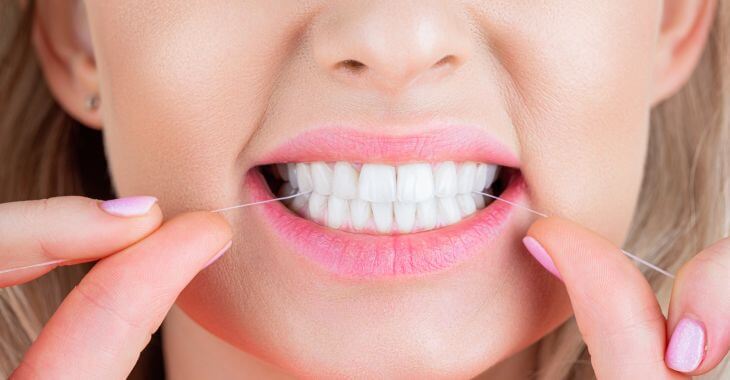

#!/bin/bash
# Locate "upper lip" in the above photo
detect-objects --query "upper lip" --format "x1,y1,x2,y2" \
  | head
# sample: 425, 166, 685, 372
253, 121, 519, 167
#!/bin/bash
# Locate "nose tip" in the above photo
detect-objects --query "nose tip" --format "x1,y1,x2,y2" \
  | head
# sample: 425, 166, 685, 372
311, 2, 472, 93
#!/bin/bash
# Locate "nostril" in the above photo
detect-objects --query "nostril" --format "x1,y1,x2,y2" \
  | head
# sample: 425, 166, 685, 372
432, 54, 458, 70
335, 59, 367, 74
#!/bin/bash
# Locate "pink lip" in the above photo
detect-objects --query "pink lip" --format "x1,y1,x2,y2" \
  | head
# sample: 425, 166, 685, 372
256, 124, 519, 167
244, 126, 524, 279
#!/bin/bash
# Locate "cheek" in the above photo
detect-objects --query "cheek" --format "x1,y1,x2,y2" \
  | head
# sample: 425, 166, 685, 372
86, 3, 295, 211
487, 1, 659, 242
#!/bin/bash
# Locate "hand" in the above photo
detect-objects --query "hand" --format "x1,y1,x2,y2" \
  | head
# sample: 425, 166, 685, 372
524, 217, 729, 379
0, 196, 232, 379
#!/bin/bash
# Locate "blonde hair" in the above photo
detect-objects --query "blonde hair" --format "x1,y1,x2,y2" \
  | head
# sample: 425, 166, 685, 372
0, 1, 728, 379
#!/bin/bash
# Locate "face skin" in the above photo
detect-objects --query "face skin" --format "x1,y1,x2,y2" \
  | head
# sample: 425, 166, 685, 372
33, 0, 714, 377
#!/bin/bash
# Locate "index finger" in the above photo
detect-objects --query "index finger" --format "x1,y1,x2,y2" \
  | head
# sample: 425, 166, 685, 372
10, 211, 232, 379
524, 217, 682, 379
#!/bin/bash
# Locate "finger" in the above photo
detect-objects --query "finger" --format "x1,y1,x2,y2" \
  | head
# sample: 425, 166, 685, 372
524, 217, 682, 379
0, 196, 161, 286
666, 237, 730, 374
10, 211, 232, 379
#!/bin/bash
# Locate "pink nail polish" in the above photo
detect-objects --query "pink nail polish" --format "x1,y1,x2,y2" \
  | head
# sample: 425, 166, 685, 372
100, 196, 158, 217
204, 241, 232, 269
522, 236, 562, 280
666, 317, 706, 373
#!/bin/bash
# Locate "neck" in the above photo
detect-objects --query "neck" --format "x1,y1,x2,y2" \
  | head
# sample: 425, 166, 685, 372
162, 304, 538, 379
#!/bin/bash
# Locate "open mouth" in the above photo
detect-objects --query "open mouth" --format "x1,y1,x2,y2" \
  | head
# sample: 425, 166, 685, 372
259, 161, 513, 235
243, 126, 524, 278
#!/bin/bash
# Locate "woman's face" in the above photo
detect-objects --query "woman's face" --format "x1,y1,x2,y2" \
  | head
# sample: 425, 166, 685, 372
81, 0, 660, 377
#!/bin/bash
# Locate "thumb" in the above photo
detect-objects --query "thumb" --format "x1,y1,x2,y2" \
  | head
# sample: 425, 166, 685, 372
524, 217, 683, 379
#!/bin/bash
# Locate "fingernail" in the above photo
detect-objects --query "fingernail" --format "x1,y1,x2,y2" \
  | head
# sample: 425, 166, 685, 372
665, 317, 706, 373
522, 236, 562, 280
100, 196, 158, 217
203, 241, 232, 269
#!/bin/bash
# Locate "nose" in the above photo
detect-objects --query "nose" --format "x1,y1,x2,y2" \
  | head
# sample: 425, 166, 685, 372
310, 1, 473, 93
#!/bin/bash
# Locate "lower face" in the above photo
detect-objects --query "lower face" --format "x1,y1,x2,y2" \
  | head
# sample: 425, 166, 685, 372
85, 0, 658, 377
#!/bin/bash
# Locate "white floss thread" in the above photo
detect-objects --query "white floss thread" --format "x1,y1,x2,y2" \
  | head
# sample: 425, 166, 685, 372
473, 191, 675, 279
0, 190, 674, 279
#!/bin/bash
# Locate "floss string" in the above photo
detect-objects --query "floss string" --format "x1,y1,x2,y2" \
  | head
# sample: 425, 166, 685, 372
0, 190, 674, 278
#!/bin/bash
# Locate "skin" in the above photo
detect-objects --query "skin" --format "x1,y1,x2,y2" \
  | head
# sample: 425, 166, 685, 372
1, 0, 727, 378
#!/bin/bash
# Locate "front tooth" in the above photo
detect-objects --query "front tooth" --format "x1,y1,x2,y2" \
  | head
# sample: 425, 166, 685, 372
310, 162, 333, 195
416, 198, 438, 229
397, 163, 434, 202
438, 197, 462, 225
332, 162, 359, 199
287, 163, 299, 188
295, 163, 313, 192
371, 202, 394, 233
327, 196, 349, 229
308, 193, 327, 222
350, 199, 371, 230
456, 194, 477, 216
472, 193, 486, 209
394, 202, 416, 233
433, 161, 457, 197
359, 164, 396, 202
473, 164, 499, 192
457, 162, 477, 194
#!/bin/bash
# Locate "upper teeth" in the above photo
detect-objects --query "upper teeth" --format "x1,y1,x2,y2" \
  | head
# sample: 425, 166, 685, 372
275, 161, 499, 234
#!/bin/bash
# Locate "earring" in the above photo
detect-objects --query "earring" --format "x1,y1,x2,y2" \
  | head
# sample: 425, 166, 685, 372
85, 94, 100, 111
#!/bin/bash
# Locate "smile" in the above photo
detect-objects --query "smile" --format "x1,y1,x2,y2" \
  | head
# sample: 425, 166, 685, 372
245, 125, 526, 278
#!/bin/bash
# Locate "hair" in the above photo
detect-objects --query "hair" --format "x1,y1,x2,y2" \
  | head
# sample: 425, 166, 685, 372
0, 1, 728, 379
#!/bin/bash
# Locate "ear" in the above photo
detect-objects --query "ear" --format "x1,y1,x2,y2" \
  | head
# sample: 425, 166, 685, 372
31, 1, 102, 129
651, 0, 718, 106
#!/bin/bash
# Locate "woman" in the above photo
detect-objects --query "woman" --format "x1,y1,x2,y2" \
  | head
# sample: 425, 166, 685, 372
0, 0, 728, 378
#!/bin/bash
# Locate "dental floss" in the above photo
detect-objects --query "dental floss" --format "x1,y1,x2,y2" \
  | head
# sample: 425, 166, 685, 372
472, 190, 675, 279
0, 190, 674, 279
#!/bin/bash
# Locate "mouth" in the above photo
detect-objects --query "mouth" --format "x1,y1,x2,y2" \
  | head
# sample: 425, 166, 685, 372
244, 126, 525, 279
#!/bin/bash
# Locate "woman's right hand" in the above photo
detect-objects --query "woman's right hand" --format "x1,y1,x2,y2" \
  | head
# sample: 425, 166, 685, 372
0, 196, 232, 379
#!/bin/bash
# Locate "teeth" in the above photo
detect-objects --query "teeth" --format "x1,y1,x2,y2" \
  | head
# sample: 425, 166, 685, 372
295, 163, 313, 193
274, 160, 504, 234
310, 162, 333, 195
397, 163, 434, 202
433, 161, 458, 197
457, 162, 477, 194
438, 197, 462, 225
308, 193, 327, 222
327, 195, 349, 229
359, 164, 397, 203
371, 202, 394, 233
472, 192, 486, 209
473, 163, 498, 192
416, 198, 438, 229
394, 202, 416, 233
456, 194, 477, 217
332, 162, 359, 199
350, 199, 372, 230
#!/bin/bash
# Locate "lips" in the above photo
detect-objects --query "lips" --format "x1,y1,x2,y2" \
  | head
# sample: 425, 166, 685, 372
244, 125, 524, 278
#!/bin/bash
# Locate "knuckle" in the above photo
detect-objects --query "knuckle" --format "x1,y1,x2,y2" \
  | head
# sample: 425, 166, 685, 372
75, 278, 148, 333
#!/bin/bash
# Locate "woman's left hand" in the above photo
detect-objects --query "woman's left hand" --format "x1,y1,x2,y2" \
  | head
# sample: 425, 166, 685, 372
524, 217, 729, 379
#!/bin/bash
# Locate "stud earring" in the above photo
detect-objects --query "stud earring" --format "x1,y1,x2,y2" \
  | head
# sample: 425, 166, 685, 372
85, 94, 100, 111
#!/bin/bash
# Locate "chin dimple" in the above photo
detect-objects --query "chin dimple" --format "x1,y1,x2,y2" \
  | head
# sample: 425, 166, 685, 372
272, 161, 500, 234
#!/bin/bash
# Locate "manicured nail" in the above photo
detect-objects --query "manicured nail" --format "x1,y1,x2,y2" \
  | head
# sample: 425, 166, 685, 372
665, 317, 706, 373
203, 241, 232, 269
100, 196, 158, 217
522, 236, 562, 280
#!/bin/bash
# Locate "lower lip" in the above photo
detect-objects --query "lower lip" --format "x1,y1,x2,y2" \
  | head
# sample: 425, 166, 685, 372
245, 170, 525, 279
